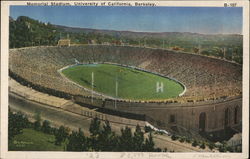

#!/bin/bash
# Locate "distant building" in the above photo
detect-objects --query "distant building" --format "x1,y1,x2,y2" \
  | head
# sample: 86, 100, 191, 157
25, 22, 31, 29
58, 39, 70, 47
113, 40, 121, 45
102, 42, 111, 45
88, 40, 96, 45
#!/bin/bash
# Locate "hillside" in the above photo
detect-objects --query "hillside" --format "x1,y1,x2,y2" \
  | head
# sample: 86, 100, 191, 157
9, 16, 59, 48
9, 16, 243, 63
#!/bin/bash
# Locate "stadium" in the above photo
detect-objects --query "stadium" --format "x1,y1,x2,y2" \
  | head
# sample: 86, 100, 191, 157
9, 45, 242, 139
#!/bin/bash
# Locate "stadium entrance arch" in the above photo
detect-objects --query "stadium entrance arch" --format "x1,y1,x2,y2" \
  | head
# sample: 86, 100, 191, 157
234, 106, 239, 124
199, 112, 206, 132
225, 108, 230, 128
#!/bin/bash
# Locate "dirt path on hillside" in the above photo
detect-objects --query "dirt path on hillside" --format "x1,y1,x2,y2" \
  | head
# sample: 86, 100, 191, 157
9, 93, 130, 136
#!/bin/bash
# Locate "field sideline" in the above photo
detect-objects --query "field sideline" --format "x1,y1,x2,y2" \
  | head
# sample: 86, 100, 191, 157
62, 64, 184, 100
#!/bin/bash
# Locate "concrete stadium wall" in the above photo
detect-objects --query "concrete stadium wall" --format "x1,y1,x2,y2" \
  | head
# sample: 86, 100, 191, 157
74, 95, 242, 133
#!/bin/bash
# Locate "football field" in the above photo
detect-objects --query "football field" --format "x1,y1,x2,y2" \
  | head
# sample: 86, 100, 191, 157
62, 64, 184, 100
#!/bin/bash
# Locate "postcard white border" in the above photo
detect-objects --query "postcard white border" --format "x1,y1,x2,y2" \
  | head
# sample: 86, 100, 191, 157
1, 1, 249, 159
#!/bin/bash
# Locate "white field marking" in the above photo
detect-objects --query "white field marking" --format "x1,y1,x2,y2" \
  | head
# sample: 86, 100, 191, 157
156, 82, 164, 93
58, 61, 187, 100
58, 64, 120, 100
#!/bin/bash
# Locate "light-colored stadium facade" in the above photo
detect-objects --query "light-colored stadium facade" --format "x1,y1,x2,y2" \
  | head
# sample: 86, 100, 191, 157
73, 95, 242, 134
9, 45, 242, 135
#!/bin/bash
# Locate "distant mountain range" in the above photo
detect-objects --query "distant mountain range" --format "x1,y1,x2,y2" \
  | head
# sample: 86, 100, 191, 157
54, 24, 242, 40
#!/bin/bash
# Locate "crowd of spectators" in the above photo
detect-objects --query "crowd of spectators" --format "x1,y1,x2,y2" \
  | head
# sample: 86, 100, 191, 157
9, 45, 242, 102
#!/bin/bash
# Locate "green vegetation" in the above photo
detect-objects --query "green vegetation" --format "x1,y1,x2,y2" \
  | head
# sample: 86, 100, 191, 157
179, 137, 185, 143
192, 140, 198, 147
66, 118, 159, 152
9, 110, 241, 152
9, 110, 161, 152
8, 110, 65, 151
208, 142, 215, 150
55, 126, 70, 146
144, 125, 154, 133
9, 16, 58, 48
171, 134, 178, 141
200, 142, 206, 149
169, 133, 242, 152
62, 64, 184, 100
8, 111, 30, 141
9, 128, 65, 151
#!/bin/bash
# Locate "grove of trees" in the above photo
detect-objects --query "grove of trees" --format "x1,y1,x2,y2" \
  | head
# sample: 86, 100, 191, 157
66, 118, 160, 151
9, 110, 161, 152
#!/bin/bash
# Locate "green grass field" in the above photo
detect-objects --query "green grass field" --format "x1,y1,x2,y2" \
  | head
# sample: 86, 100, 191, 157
9, 129, 65, 151
62, 64, 184, 100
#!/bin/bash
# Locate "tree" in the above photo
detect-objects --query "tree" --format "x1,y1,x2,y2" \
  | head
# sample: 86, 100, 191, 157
171, 134, 178, 140
193, 47, 199, 53
192, 140, 198, 147
218, 145, 227, 152
33, 111, 41, 131
98, 120, 118, 151
144, 125, 153, 133
89, 117, 101, 137
9, 16, 58, 48
200, 142, 206, 149
55, 126, 69, 146
89, 117, 101, 150
8, 111, 29, 140
119, 126, 133, 151
67, 128, 87, 151
185, 138, 191, 143
34, 120, 41, 131
41, 120, 51, 134
143, 132, 155, 152
179, 137, 185, 143
208, 142, 215, 150
133, 125, 144, 151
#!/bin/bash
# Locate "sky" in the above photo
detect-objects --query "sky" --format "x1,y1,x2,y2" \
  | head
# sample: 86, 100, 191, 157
10, 6, 243, 34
